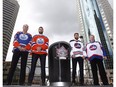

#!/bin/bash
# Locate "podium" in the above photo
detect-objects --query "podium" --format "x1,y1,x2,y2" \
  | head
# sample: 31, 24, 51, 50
48, 41, 71, 86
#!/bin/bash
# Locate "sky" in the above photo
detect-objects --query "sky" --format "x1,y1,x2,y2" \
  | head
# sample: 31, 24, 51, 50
6, 0, 81, 61
2, 0, 116, 86
108, 0, 113, 9
6, 0, 113, 61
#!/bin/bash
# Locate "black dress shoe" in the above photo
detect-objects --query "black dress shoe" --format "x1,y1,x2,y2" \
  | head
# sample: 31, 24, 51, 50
19, 84, 25, 86
19, 83, 25, 86
6, 83, 11, 85
94, 84, 100, 86
71, 82, 76, 86
103, 83, 109, 85
42, 83, 46, 86
27, 83, 32, 86
79, 83, 84, 86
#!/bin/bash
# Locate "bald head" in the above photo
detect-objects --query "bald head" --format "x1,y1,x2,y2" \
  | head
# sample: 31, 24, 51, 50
23, 24, 29, 34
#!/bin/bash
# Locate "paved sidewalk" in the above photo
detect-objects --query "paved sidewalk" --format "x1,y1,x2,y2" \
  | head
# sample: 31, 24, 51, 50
3, 85, 113, 87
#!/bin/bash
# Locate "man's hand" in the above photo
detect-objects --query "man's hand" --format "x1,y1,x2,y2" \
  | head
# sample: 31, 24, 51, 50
18, 46, 26, 51
103, 56, 107, 60
18, 46, 22, 51
37, 47, 42, 52
21, 47, 26, 51
71, 55, 75, 58
82, 56, 85, 59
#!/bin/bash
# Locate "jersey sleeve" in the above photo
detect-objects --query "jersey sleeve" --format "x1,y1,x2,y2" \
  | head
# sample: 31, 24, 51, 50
31, 35, 38, 51
84, 44, 88, 59
41, 37, 49, 50
98, 42, 107, 56
83, 45, 87, 57
69, 40, 73, 56
24, 34, 32, 50
13, 32, 20, 47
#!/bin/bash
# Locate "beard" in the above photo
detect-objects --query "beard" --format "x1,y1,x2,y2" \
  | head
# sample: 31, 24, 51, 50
39, 31, 43, 34
75, 37, 78, 40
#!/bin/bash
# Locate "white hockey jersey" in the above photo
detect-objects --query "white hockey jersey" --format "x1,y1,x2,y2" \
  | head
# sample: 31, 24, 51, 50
86, 41, 104, 60
70, 39, 86, 58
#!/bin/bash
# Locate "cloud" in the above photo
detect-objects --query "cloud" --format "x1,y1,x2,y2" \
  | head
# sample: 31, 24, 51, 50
6, 0, 81, 61
28, 0, 81, 36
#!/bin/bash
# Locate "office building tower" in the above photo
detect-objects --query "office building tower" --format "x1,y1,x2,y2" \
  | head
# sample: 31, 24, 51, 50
96, 0, 113, 49
77, 0, 113, 84
3, 0, 19, 61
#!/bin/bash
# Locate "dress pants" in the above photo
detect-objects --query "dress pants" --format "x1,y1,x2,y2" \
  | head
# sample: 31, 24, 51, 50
7, 50, 28, 85
28, 53, 46, 84
90, 58, 109, 85
72, 57, 84, 85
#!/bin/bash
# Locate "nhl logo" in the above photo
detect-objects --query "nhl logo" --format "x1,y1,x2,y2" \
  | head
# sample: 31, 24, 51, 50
56, 46, 68, 59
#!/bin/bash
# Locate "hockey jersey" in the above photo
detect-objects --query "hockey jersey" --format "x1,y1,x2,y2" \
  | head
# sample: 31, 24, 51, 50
13, 31, 32, 51
31, 34, 49, 54
70, 39, 86, 58
86, 41, 106, 61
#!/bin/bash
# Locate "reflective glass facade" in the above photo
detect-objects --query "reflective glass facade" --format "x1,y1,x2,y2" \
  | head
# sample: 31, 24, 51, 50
79, 0, 113, 69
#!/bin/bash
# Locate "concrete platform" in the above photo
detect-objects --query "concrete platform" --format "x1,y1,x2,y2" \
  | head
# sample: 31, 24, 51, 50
3, 85, 113, 87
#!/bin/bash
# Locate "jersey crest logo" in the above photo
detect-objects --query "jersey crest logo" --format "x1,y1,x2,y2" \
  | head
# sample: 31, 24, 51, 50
74, 43, 81, 49
89, 45, 97, 50
36, 38, 44, 45
19, 34, 28, 40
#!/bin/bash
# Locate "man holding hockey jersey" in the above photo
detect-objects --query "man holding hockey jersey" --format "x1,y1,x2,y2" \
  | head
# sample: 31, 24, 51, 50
70, 33, 85, 86
28, 26, 49, 86
7, 24, 32, 85
85, 35, 109, 85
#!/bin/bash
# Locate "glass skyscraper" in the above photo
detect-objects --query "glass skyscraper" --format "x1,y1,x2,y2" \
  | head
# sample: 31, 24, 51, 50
77, 0, 113, 84
3, 0, 19, 61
